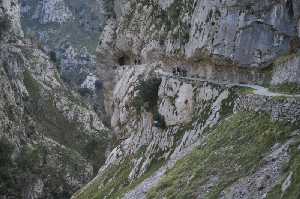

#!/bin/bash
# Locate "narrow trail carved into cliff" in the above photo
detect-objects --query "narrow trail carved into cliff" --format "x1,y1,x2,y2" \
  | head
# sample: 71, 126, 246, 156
155, 69, 300, 98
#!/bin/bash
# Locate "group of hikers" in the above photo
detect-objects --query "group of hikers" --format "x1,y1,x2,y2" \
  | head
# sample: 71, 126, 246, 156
172, 67, 188, 77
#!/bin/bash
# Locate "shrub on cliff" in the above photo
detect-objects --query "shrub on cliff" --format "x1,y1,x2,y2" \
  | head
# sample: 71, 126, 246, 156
133, 77, 162, 112
132, 77, 166, 129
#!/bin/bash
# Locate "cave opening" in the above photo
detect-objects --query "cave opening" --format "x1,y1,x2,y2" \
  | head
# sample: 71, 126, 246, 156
118, 54, 130, 66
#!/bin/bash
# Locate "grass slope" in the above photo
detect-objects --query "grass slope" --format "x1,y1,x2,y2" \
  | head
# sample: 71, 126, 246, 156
147, 112, 298, 199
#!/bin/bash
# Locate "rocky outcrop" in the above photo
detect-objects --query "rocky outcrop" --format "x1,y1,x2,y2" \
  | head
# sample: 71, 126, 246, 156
72, 61, 300, 199
2, 0, 300, 198
31, 0, 73, 24
72, 63, 232, 198
72, 0, 300, 198
271, 52, 300, 86
220, 140, 294, 199
20, 0, 114, 117
234, 94, 300, 122
99, 0, 300, 68
0, 0, 23, 39
0, 43, 109, 198
95, 0, 300, 117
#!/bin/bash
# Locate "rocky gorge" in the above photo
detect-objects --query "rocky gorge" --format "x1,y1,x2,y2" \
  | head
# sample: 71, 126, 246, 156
1, 0, 300, 199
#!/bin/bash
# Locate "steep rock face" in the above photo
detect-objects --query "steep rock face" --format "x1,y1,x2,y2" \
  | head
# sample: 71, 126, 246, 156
72, 64, 233, 198
73, 62, 300, 199
30, 0, 73, 24
72, 1, 300, 198
95, 0, 300, 117
0, 1, 110, 198
271, 52, 300, 85
3, 0, 300, 198
20, 0, 108, 77
0, 0, 23, 39
101, 0, 300, 68
20, 0, 113, 118
0, 42, 109, 199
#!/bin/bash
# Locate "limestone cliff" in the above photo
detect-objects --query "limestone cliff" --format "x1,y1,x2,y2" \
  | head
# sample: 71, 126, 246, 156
73, 63, 300, 199
73, 0, 300, 199
100, 0, 300, 67
20, 0, 114, 120
1, 0, 300, 198
0, 1, 110, 198
96, 0, 300, 116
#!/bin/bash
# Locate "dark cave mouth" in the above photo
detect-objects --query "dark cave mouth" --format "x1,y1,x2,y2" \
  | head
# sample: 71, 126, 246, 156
118, 55, 131, 66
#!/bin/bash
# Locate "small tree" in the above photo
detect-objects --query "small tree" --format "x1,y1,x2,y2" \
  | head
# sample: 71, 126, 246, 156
132, 77, 167, 129
135, 77, 162, 112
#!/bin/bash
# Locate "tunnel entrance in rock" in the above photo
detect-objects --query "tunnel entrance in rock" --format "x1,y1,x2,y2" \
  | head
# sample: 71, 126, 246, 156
118, 54, 130, 66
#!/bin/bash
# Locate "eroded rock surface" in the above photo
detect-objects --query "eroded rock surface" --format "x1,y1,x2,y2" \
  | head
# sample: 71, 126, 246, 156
99, 0, 300, 68
20, 0, 114, 118
0, 1, 110, 198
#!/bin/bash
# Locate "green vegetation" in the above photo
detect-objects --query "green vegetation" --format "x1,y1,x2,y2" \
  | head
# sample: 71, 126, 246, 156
191, 97, 212, 124
124, 158, 164, 194
0, 138, 83, 198
23, 70, 108, 173
133, 77, 162, 112
219, 91, 236, 118
266, 52, 300, 94
74, 159, 132, 199
237, 87, 255, 95
4, 104, 16, 122
74, 154, 165, 199
23, 70, 41, 100
0, 137, 16, 197
266, 144, 300, 199
281, 147, 300, 199
75, 146, 165, 199
34, 97, 108, 172
270, 83, 300, 95
83, 138, 108, 174
16, 145, 46, 173
132, 77, 166, 129
271, 95, 289, 102
147, 112, 296, 199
